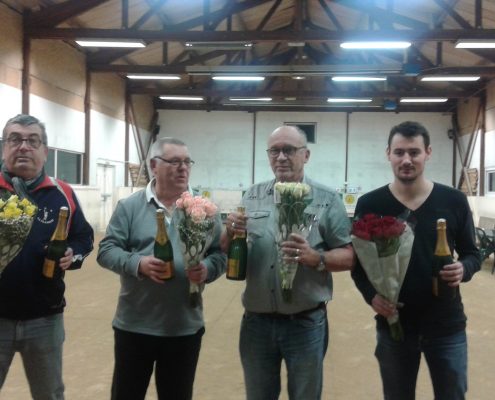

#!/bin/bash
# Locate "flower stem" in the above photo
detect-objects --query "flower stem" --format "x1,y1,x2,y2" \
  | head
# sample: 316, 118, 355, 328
189, 292, 202, 308
282, 288, 292, 303
389, 321, 404, 342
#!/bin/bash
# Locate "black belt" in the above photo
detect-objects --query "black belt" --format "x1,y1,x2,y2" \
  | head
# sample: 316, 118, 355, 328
246, 302, 326, 320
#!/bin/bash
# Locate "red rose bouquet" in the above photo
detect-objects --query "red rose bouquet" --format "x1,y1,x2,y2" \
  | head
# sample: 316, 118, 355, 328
352, 214, 414, 341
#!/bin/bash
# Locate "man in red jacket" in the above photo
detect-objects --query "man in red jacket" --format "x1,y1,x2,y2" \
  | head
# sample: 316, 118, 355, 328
0, 114, 94, 399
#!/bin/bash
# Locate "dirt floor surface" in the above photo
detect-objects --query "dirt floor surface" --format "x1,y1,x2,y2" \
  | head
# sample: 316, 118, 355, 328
1, 233, 494, 400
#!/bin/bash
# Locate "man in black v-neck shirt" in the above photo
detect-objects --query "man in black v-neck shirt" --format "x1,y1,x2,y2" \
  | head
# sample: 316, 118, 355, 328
351, 121, 481, 400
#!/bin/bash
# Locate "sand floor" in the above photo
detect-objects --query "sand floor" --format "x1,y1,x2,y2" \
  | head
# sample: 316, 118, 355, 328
1, 234, 494, 400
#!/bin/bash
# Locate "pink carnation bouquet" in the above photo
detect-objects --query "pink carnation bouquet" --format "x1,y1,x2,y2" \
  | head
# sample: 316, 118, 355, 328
176, 192, 218, 307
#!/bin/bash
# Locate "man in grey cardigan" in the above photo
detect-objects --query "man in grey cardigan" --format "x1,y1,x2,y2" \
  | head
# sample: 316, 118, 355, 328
97, 137, 226, 400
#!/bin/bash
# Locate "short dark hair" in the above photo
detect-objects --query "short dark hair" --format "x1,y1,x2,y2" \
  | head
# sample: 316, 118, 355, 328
2, 114, 48, 146
388, 121, 430, 148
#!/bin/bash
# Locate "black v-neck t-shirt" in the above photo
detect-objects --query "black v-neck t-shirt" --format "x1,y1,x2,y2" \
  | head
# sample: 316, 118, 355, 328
351, 183, 481, 337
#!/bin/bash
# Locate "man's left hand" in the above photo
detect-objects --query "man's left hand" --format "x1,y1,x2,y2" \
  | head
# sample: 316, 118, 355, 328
440, 261, 464, 287
59, 247, 74, 270
281, 233, 319, 267
186, 262, 208, 284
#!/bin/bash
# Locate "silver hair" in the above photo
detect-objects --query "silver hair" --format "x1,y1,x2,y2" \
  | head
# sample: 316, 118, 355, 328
149, 137, 187, 159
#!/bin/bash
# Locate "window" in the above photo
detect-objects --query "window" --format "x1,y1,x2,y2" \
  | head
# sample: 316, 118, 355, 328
284, 122, 316, 143
47, 149, 83, 185
487, 168, 495, 195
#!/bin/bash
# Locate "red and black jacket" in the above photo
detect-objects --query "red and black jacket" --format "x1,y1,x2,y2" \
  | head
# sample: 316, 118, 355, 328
0, 174, 94, 320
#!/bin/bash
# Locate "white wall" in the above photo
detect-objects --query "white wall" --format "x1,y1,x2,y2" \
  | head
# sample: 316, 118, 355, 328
158, 110, 455, 193
30, 94, 85, 152
90, 110, 127, 187
158, 110, 254, 190
0, 84, 21, 124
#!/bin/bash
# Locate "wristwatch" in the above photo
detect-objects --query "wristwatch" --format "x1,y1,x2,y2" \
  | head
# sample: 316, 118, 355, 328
317, 250, 326, 272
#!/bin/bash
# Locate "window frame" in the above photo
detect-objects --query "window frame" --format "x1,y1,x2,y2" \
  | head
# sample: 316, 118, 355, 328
486, 168, 495, 196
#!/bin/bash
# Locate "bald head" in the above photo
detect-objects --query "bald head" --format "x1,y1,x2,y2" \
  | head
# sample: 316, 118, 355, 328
269, 125, 307, 147
267, 125, 310, 182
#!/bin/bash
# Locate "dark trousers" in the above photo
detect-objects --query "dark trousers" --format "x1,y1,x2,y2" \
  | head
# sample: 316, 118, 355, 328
111, 326, 205, 400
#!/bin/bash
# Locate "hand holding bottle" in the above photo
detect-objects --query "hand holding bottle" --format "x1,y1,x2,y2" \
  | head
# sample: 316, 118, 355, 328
432, 218, 458, 299
226, 207, 248, 281
138, 255, 171, 283
226, 210, 248, 238
439, 261, 464, 287
58, 247, 74, 270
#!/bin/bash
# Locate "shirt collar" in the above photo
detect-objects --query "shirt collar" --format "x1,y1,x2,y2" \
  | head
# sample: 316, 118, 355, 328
146, 178, 194, 219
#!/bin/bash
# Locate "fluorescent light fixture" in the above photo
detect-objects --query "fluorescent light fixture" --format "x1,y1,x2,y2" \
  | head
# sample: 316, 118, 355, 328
288, 42, 305, 47
212, 76, 264, 81
185, 42, 253, 50
340, 41, 411, 49
229, 97, 272, 101
292, 76, 306, 80
455, 40, 495, 49
327, 98, 373, 103
332, 76, 386, 82
420, 76, 480, 82
400, 98, 448, 103
159, 96, 204, 101
127, 74, 181, 80
75, 39, 146, 48
284, 97, 297, 101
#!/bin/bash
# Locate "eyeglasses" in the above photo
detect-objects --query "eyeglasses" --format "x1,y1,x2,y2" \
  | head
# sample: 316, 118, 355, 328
6, 134, 44, 149
154, 156, 195, 168
266, 146, 306, 157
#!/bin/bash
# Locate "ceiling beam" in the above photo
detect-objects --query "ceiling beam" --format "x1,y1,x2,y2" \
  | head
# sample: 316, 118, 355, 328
25, 0, 110, 27
318, 0, 344, 30
26, 27, 495, 42
129, 87, 473, 99
89, 63, 495, 77
433, 0, 472, 29
333, 0, 430, 30
257, 0, 283, 31
152, 101, 452, 113
85, 0, 273, 64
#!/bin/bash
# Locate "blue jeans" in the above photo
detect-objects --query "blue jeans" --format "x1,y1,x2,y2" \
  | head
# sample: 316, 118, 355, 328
0, 314, 65, 400
239, 307, 328, 400
375, 328, 467, 400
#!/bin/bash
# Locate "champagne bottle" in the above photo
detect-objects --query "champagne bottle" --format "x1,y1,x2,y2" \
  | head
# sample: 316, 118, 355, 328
432, 218, 457, 299
226, 206, 247, 281
42, 206, 68, 279
154, 209, 175, 280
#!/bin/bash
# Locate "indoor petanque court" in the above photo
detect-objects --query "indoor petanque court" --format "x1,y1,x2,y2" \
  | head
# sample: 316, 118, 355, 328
1, 233, 494, 400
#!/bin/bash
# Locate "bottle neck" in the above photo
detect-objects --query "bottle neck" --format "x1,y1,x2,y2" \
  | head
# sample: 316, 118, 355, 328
434, 227, 451, 256
52, 214, 68, 241
156, 217, 169, 244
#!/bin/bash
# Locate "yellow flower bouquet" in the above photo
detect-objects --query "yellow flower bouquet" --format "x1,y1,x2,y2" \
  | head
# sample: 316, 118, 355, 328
0, 194, 37, 275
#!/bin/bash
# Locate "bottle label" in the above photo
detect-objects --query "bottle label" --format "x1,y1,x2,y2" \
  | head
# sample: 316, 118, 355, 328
227, 258, 240, 277
43, 259, 56, 278
158, 261, 174, 280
